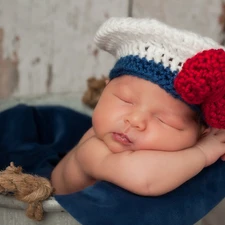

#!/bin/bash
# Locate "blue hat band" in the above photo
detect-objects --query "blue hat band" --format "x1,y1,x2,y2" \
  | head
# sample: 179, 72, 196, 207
109, 55, 200, 112
109, 55, 181, 99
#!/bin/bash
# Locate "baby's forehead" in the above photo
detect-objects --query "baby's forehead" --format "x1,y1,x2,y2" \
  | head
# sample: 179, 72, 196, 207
110, 75, 136, 83
110, 75, 151, 88
111, 75, 196, 115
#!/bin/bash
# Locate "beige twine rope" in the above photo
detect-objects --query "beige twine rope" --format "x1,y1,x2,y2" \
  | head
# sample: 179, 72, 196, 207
0, 162, 54, 221
82, 76, 107, 109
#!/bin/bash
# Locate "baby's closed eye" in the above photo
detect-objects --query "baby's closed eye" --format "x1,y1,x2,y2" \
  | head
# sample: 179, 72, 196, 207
113, 93, 133, 104
156, 117, 183, 131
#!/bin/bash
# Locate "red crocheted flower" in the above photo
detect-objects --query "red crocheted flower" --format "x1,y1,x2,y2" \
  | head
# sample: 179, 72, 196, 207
174, 49, 225, 128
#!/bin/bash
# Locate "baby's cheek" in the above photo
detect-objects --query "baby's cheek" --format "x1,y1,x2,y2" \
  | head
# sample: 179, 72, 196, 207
176, 131, 199, 150
92, 113, 99, 131
92, 110, 106, 136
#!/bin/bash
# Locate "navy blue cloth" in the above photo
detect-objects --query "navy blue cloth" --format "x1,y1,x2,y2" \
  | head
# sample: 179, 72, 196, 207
0, 104, 92, 178
0, 104, 225, 225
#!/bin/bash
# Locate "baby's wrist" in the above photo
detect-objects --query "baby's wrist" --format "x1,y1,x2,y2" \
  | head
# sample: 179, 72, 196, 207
193, 146, 208, 167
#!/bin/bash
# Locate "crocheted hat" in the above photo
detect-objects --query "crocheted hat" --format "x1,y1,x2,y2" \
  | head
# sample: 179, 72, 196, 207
94, 17, 225, 128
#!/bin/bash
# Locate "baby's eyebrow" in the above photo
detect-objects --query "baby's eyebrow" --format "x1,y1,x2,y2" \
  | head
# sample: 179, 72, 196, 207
165, 111, 190, 125
117, 83, 133, 94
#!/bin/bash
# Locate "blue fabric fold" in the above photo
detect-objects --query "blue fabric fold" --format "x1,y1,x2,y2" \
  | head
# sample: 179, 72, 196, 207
0, 104, 92, 178
56, 161, 225, 225
0, 104, 225, 225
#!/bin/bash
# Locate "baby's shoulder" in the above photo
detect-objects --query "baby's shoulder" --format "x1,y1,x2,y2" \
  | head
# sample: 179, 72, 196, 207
77, 127, 95, 146
77, 136, 112, 159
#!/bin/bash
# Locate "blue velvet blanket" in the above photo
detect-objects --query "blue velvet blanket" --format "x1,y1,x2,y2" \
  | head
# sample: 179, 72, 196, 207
1, 104, 225, 225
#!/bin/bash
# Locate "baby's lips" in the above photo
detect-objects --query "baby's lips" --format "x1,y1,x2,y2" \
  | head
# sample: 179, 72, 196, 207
112, 132, 132, 145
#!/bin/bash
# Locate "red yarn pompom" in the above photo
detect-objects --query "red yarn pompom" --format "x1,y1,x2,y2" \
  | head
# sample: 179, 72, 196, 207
174, 49, 225, 128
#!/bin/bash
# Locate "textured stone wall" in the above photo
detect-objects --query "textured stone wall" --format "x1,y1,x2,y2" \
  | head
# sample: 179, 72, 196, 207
0, 0, 128, 99
0, 0, 223, 101
0, 1, 224, 224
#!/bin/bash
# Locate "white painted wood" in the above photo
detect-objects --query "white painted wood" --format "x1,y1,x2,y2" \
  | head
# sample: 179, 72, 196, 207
0, 0, 222, 99
132, 0, 222, 42
0, 1, 224, 224
0, 196, 81, 225
0, 194, 217, 225
0, 0, 128, 97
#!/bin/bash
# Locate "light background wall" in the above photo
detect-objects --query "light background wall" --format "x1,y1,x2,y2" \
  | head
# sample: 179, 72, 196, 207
0, 1, 225, 224
0, 0, 223, 102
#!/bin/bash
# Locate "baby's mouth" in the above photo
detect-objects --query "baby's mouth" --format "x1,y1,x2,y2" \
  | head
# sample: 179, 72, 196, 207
112, 132, 132, 145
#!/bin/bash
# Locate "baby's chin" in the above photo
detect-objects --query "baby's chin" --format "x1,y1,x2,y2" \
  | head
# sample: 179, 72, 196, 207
106, 142, 134, 154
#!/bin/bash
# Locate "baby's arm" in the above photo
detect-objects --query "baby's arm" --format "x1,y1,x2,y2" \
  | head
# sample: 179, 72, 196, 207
77, 128, 225, 196
77, 127, 95, 146
51, 127, 96, 194
52, 128, 225, 196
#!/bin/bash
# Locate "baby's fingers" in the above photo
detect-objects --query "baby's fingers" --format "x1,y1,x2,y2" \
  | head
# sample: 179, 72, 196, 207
210, 128, 219, 134
211, 129, 225, 142
211, 128, 224, 135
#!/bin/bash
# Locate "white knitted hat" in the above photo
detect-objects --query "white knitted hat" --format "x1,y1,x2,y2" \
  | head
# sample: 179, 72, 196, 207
94, 17, 225, 129
95, 17, 222, 72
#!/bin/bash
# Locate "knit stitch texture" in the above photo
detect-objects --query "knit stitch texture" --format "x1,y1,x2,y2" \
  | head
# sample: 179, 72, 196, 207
95, 17, 225, 128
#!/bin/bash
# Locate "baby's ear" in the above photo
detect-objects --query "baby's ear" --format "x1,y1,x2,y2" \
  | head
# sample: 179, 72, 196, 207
105, 79, 109, 85
200, 126, 211, 138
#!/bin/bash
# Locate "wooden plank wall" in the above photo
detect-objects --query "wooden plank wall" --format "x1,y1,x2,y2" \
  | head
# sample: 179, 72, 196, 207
0, 1, 224, 224
0, 0, 223, 99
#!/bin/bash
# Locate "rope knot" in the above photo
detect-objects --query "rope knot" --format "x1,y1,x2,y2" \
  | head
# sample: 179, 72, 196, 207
0, 162, 54, 221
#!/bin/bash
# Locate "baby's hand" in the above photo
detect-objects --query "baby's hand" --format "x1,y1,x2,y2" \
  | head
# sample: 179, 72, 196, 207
195, 128, 225, 167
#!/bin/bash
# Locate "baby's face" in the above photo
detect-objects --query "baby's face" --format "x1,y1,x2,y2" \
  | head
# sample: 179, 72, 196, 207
92, 75, 201, 153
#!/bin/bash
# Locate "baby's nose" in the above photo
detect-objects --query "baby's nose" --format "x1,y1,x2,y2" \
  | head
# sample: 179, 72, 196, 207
125, 111, 148, 131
